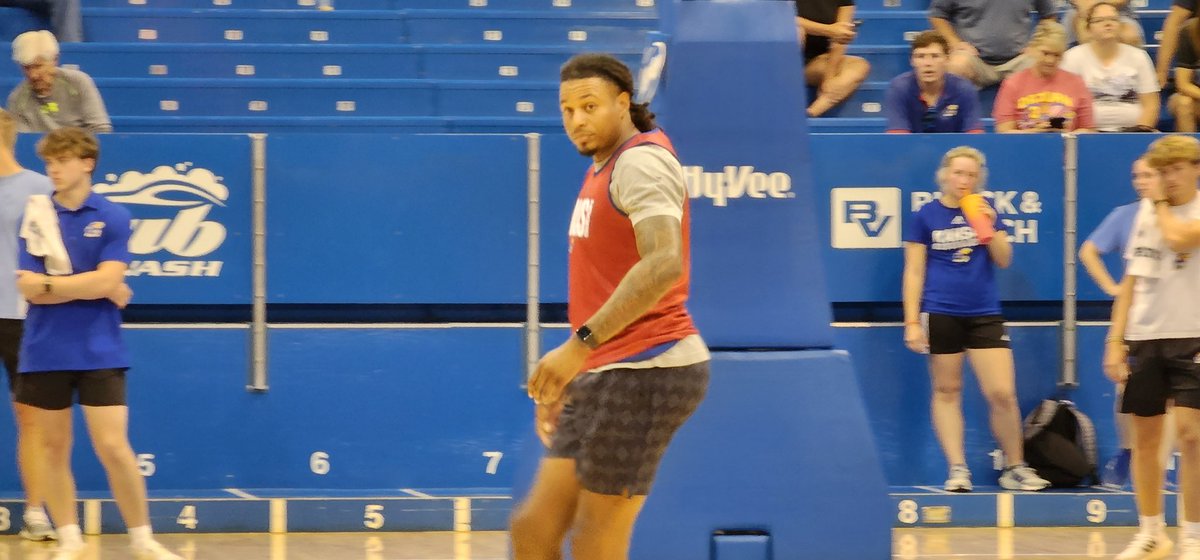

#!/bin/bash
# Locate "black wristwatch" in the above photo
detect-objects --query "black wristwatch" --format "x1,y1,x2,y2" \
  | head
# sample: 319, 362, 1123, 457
575, 324, 599, 350
42, 277, 52, 294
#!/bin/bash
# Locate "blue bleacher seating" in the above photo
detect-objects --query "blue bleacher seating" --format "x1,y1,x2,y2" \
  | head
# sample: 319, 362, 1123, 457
0, 7, 50, 43
404, 10, 655, 46
81, 0, 655, 9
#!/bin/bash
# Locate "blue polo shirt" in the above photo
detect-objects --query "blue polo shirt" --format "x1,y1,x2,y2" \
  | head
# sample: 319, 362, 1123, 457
884, 72, 983, 133
17, 191, 132, 373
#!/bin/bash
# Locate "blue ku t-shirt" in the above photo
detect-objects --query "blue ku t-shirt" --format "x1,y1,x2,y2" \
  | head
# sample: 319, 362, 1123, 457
905, 198, 1006, 316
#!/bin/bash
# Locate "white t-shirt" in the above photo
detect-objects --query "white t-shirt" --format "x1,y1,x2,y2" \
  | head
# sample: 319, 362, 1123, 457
1060, 43, 1158, 132
1124, 194, 1200, 340
589, 144, 710, 371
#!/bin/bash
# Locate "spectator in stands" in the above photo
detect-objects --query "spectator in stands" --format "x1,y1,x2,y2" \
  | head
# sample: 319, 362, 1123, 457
929, 0, 1057, 88
6, 31, 110, 134
884, 30, 984, 133
1063, 0, 1144, 46
1060, 2, 1159, 132
792, 0, 871, 117
0, 0, 82, 43
902, 146, 1050, 493
1155, 0, 1197, 87
1168, 18, 1200, 132
993, 21, 1095, 133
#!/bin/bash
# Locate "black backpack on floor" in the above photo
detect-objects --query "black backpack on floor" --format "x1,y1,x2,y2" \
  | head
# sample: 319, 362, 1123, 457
1022, 399, 1098, 487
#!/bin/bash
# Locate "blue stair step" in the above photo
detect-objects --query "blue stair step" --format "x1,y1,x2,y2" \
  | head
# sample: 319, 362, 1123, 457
109, 115, 564, 133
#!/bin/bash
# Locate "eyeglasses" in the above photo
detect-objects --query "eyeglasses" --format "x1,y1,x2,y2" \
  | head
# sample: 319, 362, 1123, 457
1088, 16, 1120, 24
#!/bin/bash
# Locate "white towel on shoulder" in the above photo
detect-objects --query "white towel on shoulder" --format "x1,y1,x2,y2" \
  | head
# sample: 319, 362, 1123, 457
1125, 198, 1164, 279
19, 194, 72, 276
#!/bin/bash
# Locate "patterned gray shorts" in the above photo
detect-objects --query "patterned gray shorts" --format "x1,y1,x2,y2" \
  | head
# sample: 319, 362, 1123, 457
547, 361, 710, 496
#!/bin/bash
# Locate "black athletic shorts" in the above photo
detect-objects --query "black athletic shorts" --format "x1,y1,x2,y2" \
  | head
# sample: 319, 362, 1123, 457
0, 319, 21, 394
925, 313, 1011, 355
1122, 338, 1200, 417
15, 369, 128, 410
547, 361, 710, 497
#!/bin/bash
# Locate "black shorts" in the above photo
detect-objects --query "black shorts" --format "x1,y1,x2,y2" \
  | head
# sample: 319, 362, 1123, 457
0, 319, 21, 394
14, 369, 128, 410
547, 361, 710, 497
1122, 338, 1200, 417
925, 313, 1011, 355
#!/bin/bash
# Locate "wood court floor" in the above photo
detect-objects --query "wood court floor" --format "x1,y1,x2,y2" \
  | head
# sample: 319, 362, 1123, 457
0, 528, 1159, 559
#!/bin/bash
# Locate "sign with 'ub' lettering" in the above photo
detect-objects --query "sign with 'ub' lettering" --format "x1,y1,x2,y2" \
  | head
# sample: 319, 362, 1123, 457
50, 135, 252, 304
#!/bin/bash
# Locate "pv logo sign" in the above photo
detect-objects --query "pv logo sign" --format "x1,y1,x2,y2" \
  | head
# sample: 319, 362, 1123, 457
94, 164, 228, 277
831, 187, 901, 249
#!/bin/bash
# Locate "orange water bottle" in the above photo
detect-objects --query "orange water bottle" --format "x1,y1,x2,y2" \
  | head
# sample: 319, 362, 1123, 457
960, 193, 994, 244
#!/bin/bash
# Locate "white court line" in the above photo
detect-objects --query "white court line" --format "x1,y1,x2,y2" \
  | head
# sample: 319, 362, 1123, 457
914, 485, 956, 495
400, 489, 433, 498
224, 488, 258, 499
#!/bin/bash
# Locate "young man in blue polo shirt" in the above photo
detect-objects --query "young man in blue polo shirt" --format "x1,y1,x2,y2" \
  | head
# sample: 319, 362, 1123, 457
13, 128, 179, 560
884, 31, 984, 134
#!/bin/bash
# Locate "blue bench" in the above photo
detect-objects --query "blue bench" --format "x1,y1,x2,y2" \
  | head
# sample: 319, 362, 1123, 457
0, 76, 563, 118
110, 115, 564, 133
81, 8, 408, 43
404, 10, 654, 46
85, 77, 440, 116
0, 7, 49, 43
80, 0, 656, 10
38, 43, 641, 81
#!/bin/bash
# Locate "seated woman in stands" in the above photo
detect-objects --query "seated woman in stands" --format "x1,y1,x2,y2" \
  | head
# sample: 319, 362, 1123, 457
1166, 15, 1200, 132
1060, 1, 1159, 132
993, 21, 1095, 133
792, 0, 871, 117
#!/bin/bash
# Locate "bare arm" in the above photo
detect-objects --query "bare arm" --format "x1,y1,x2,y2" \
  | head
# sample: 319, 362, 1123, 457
988, 229, 1013, 268
1079, 240, 1120, 296
584, 215, 684, 344
1137, 92, 1161, 128
1103, 275, 1136, 382
1158, 6, 1194, 86
902, 242, 929, 354
902, 242, 926, 324
17, 261, 127, 301
1176, 68, 1200, 99
929, 17, 962, 46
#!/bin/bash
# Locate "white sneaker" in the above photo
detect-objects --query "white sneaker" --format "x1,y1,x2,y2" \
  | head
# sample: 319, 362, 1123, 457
943, 464, 972, 492
19, 513, 57, 541
134, 540, 184, 560
50, 545, 86, 560
998, 464, 1051, 491
1116, 532, 1173, 560
1179, 536, 1200, 560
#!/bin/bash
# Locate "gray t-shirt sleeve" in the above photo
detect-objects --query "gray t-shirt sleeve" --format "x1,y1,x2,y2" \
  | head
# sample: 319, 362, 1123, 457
610, 144, 686, 226
928, 0, 953, 20
73, 71, 112, 134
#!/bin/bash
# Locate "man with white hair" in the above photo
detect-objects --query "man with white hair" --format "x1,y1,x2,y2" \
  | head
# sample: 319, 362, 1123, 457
6, 31, 109, 134
0, 0, 82, 43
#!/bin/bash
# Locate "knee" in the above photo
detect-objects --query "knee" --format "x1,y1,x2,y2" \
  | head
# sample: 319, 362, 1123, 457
1177, 423, 1200, 448
1173, 95, 1194, 114
947, 56, 974, 79
847, 57, 871, 81
1120, 25, 1143, 47
510, 506, 565, 551
91, 437, 133, 465
40, 431, 71, 461
984, 390, 1017, 410
933, 383, 963, 400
